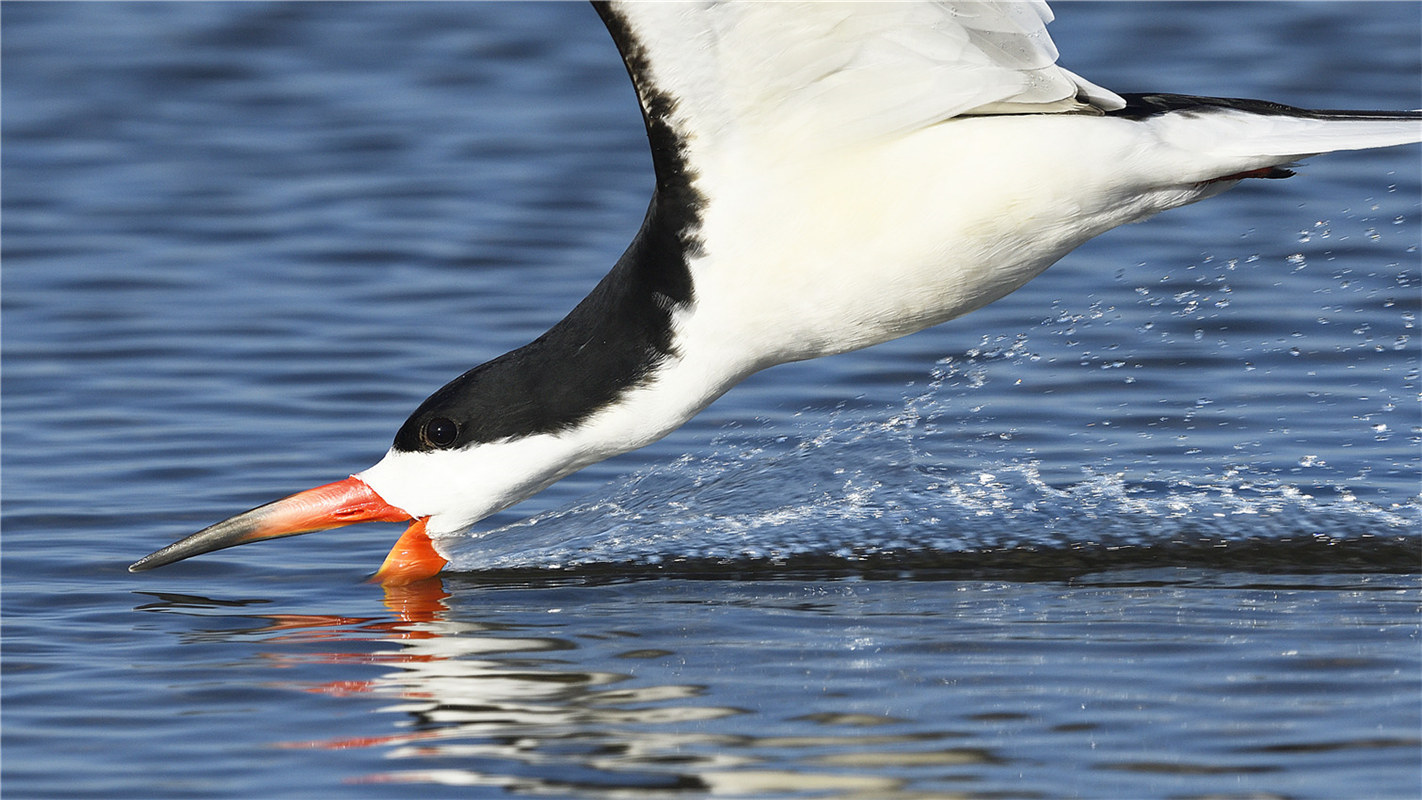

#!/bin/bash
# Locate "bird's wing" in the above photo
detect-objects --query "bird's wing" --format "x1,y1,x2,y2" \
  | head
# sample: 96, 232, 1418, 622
594, 0, 1123, 156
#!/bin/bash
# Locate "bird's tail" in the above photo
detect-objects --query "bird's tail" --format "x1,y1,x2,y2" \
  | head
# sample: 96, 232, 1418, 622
1115, 93, 1422, 170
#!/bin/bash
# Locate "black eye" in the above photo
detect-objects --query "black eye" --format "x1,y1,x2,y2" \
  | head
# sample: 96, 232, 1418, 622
422, 417, 459, 448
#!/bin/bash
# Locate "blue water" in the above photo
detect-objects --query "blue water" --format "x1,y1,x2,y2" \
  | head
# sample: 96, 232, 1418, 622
4, 2, 1419, 798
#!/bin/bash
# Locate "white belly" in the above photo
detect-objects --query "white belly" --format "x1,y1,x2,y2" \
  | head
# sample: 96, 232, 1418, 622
679, 113, 1217, 371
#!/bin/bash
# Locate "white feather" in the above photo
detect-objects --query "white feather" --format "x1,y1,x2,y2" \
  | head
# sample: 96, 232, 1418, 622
614, 1, 1123, 150
1149, 108, 1422, 161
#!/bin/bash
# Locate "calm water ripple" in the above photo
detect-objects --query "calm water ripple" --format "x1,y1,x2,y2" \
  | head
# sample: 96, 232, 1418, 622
4, 3, 1419, 798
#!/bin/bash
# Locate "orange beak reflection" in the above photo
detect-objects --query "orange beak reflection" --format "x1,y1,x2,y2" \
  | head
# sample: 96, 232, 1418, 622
128, 476, 448, 585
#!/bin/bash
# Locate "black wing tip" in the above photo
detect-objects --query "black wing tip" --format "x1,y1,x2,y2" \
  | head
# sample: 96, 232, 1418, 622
1111, 92, 1422, 122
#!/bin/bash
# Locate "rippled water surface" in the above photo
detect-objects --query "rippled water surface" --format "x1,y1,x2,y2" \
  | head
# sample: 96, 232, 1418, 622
4, 3, 1420, 798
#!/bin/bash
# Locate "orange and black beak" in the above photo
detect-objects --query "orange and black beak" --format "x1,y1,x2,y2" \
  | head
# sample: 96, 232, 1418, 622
128, 476, 447, 584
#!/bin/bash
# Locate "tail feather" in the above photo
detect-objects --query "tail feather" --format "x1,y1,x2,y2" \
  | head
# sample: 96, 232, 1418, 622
1114, 92, 1422, 161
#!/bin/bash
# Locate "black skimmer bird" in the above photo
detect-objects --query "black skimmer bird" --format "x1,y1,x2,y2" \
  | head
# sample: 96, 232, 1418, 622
131, 2, 1421, 584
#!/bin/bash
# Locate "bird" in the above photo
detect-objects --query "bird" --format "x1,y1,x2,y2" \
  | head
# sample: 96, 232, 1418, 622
130, 1, 1421, 584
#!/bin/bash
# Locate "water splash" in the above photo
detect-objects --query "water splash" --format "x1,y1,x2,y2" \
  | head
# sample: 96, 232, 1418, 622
442, 372, 1420, 575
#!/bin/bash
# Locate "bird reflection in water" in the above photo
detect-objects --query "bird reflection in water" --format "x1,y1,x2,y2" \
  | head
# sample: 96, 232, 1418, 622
133, 582, 947, 796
